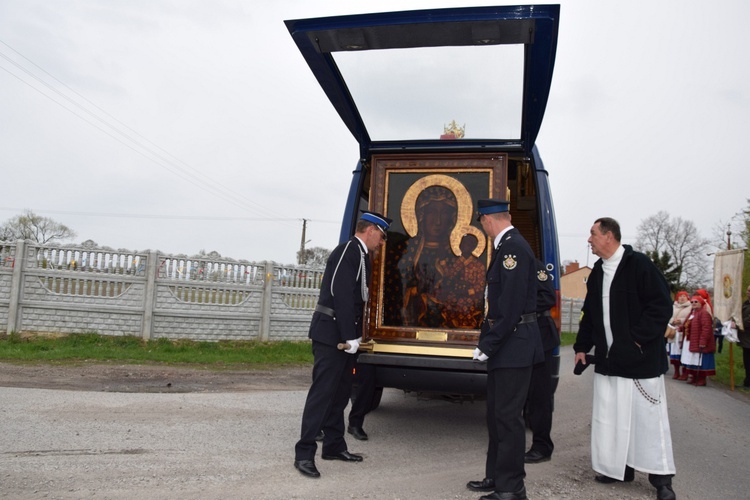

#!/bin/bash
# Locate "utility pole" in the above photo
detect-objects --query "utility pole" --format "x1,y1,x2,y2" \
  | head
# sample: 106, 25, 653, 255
299, 219, 308, 264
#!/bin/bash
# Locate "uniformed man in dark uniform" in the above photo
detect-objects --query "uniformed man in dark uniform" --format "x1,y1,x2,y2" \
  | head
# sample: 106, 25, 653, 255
347, 360, 376, 440
294, 211, 391, 479
524, 259, 560, 464
466, 199, 543, 500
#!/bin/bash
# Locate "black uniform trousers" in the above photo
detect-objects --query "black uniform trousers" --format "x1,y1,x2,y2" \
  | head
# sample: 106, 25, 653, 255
348, 361, 376, 428
294, 341, 355, 461
485, 364, 533, 492
526, 348, 555, 456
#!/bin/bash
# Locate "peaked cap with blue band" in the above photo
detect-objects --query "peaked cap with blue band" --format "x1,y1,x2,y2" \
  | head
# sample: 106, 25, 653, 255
360, 210, 392, 230
476, 199, 510, 220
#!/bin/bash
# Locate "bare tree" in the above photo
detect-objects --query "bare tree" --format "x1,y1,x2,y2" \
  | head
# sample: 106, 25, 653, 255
297, 246, 331, 267
0, 224, 15, 242
0, 210, 77, 244
635, 211, 671, 252
709, 202, 749, 287
635, 211, 710, 288
710, 205, 747, 251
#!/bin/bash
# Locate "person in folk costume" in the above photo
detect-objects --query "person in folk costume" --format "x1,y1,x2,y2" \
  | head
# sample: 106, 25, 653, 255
695, 287, 724, 354
465, 198, 543, 500
679, 294, 716, 386
293, 211, 391, 479
695, 288, 714, 316
668, 291, 692, 379
573, 217, 676, 500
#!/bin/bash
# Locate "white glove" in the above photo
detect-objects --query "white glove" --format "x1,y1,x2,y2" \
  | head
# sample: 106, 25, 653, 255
344, 337, 361, 354
472, 348, 488, 362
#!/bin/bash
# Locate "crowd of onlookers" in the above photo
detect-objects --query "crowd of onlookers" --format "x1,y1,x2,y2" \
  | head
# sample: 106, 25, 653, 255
666, 285, 750, 388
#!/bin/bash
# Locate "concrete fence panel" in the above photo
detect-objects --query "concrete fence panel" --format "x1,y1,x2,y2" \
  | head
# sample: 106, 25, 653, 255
0, 240, 324, 342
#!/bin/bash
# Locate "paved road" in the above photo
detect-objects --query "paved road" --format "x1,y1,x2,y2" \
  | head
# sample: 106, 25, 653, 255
1, 350, 749, 499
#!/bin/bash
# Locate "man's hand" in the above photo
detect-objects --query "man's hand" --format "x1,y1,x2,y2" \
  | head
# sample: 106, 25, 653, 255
574, 352, 587, 365
344, 338, 361, 354
573, 352, 596, 375
472, 348, 488, 362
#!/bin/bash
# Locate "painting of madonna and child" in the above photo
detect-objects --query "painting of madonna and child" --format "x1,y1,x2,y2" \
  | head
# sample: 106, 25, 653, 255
369, 156, 507, 342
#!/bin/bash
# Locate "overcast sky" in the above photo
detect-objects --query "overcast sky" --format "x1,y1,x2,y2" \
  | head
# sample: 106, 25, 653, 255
1, 0, 747, 268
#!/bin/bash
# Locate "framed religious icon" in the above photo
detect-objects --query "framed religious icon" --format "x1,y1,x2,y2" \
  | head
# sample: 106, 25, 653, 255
366, 153, 508, 346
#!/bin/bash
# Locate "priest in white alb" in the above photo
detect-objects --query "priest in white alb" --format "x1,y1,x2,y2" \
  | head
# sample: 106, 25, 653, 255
574, 217, 676, 500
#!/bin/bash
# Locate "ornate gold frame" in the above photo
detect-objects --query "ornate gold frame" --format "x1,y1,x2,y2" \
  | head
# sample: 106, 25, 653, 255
366, 153, 507, 345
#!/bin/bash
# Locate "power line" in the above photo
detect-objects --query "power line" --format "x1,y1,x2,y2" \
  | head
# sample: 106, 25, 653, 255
0, 39, 298, 229
0, 206, 339, 224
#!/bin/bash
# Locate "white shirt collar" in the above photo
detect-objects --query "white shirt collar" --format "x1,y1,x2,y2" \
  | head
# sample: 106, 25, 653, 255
355, 235, 368, 254
493, 225, 514, 249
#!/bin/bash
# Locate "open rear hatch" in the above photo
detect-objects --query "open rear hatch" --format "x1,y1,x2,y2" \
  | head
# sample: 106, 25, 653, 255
286, 5, 560, 360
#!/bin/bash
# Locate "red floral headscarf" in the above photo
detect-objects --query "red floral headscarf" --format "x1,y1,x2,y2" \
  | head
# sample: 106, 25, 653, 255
690, 295, 705, 306
675, 291, 689, 300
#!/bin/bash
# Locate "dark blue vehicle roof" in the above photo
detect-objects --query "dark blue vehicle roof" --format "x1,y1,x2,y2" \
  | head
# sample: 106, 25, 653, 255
285, 5, 560, 158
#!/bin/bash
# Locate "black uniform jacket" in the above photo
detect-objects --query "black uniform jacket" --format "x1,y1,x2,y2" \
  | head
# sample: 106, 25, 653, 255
573, 244, 672, 379
536, 259, 560, 352
309, 237, 369, 347
738, 299, 750, 348
478, 227, 543, 371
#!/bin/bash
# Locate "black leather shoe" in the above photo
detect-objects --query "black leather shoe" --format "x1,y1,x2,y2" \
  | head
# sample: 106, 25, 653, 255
479, 486, 528, 500
595, 471, 634, 483
315, 430, 324, 441
595, 474, 619, 484
348, 425, 368, 441
656, 485, 676, 500
467, 478, 495, 492
294, 459, 320, 478
321, 450, 363, 462
524, 449, 551, 464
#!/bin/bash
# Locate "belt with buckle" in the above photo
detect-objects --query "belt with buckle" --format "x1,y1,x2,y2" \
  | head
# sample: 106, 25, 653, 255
484, 312, 537, 328
518, 312, 537, 324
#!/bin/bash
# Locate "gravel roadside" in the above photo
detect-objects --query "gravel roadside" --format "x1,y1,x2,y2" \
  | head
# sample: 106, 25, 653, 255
1, 352, 749, 499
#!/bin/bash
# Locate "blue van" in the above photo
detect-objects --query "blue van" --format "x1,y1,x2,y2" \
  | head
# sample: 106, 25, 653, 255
286, 5, 561, 403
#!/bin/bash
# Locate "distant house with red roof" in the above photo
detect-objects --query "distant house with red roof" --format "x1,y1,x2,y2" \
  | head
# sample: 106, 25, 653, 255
560, 261, 591, 300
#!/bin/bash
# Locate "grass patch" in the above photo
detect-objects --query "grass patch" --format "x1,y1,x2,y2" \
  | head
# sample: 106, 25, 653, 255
560, 331, 576, 346
714, 343, 747, 389
0, 332, 313, 368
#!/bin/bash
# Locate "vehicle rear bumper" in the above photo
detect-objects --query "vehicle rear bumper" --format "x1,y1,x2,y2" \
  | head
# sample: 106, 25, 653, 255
356, 352, 487, 395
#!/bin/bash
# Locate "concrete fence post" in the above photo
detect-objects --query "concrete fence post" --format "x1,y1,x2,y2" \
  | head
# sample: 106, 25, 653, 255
258, 261, 274, 341
567, 299, 574, 332
6, 239, 26, 335
141, 250, 158, 340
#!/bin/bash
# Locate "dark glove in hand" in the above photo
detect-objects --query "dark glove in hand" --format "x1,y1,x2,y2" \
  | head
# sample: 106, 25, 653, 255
574, 354, 596, 375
